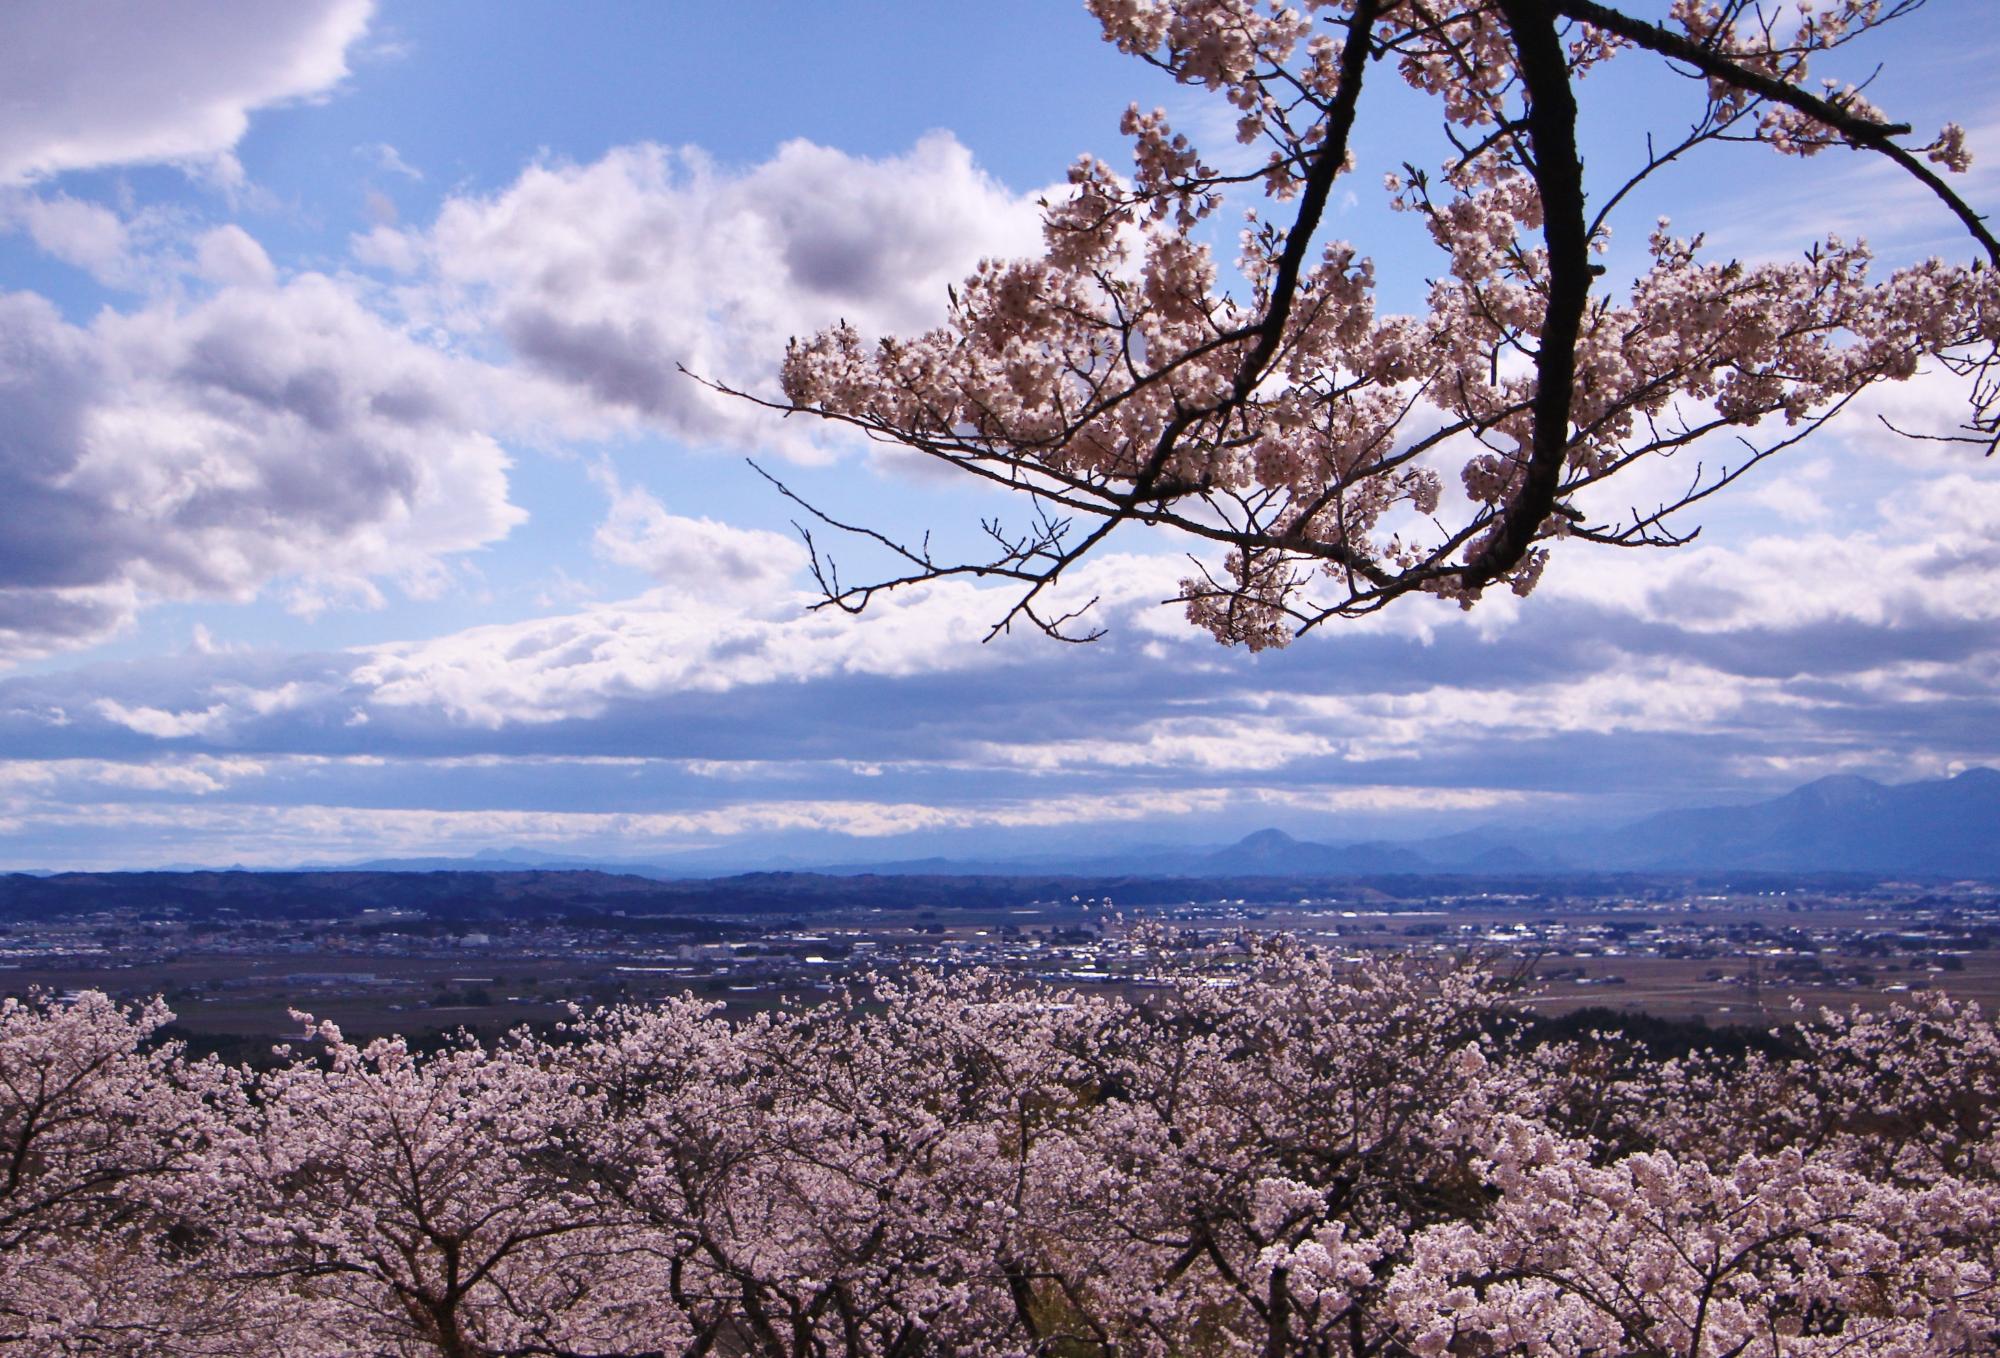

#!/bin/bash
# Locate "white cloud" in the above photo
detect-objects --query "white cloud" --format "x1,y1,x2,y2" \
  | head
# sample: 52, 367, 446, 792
0, 0, 376, 183
0, 273, 525, 659
357, 133, 1046, 450
92, 699, 231, 740
71, 681, 330, 743
365, 142, 424, 182
0, 782, 1550, 868
1536, 363, 2000, 638
0, 755, 264, 797
192, 224, 278, 287
1283, 660, 1790, 763
0, 582, 138, 662
347, 548, 1208, 728
354, 577, 1031, 727
593, 479, 806, 606
1543, 482, 2000, 636
973, 719, 1344, 773
1744, 475, 1833, 525
4, 193, 132, 280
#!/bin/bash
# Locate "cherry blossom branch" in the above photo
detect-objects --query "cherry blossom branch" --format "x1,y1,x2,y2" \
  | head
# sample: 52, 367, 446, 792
1556, 0, 1999, 262
754, 0, 1996, 649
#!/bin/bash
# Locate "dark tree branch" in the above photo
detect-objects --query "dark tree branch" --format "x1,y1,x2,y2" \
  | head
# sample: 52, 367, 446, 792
1556, 0, 1999, 263
1465, 0, 1594, 587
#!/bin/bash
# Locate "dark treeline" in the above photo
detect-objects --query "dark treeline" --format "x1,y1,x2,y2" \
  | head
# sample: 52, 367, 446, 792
0, 866, 1915, 924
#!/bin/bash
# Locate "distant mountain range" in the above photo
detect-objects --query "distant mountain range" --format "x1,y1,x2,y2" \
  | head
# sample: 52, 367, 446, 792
1189, 768, 2000, 877
1572, 767, 2000, 875
2, 771, 1992, 924
329, 768, 2000, 880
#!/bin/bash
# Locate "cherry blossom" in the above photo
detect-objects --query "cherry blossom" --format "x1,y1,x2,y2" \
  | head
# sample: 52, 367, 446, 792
0, 992, 247, 1355
758, 0, 1997, 646
5, 954, 1995, 1355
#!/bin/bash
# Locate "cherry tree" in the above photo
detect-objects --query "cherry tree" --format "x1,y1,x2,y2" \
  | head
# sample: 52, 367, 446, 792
231, 1017, 665, 1358
1386, 1118, 2000, 1355
1006, 943, 1517, 1354
763, 0, 1997, 645
0, 992, 247, 1356
3, 969, 1996, 1355
567, 977, 1144, 1355
1383, 994, 2000, 1355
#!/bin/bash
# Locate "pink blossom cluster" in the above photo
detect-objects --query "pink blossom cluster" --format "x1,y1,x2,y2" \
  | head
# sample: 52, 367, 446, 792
4, 942, 1997, 1355
768, 0, 1995, 646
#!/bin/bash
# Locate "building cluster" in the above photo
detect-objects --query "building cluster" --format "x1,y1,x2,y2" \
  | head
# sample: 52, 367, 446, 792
3, 880, 1995, 1030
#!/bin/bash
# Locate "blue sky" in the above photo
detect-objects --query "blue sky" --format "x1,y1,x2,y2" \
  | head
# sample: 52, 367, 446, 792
0, 0, 1995, 870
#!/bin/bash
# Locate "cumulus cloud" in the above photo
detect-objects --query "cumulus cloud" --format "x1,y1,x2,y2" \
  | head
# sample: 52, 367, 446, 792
353, 575, 1043, 728
191, 224, 278, 287
335, 550, 1205, 732
0, 0, 376, 183
593, 479, 807, 606
0, 584, 137, 659
92, 699, 232, 740
26, 483, 1994, 785
1543, 471, 2000, 639
0, 80, 1989, 862
0, 126, 1066, 661
357, 133, 1046, 449
2, 192, 133, 280
0, 275, 523, 658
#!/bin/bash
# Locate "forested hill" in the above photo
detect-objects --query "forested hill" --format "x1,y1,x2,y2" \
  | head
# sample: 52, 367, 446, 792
0, 867, 1339, 922
0, 869, 720, 923
0, 867, 1161, 922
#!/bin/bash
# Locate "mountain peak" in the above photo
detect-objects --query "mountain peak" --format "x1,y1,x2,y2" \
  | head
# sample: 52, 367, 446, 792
1786, 773, 1887, 809
1231, 828, 1300, 851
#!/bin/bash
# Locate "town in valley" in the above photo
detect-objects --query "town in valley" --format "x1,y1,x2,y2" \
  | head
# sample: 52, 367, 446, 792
5, 867, 1996, 1058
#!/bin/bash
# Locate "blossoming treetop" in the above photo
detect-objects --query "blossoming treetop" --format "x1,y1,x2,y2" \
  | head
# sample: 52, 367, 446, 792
6, 956, 1998, 1355
764, 0, 1996, 647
